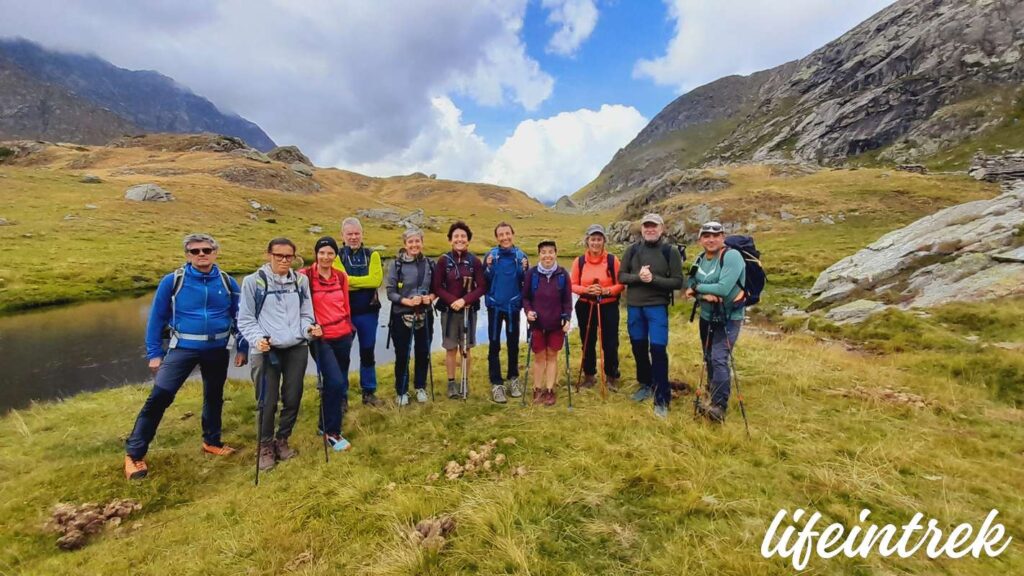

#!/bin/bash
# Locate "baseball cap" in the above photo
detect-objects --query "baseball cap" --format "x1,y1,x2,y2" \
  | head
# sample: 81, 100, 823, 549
640, 213, 664, 226
585, 224, 606, 237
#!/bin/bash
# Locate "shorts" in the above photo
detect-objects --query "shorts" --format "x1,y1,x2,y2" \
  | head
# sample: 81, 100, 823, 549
440, 309, 477, 350
530, 328, 565, 353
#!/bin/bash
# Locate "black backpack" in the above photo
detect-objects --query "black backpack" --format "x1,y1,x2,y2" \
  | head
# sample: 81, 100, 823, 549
575, 253, 616, 286
722, 235, 765, 306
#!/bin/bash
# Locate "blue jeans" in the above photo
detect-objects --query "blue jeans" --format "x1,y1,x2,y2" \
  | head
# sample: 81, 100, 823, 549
351, 312, 379, 393
125, 347, 229, 459
487, 308, 520, 385
699, 319, 741, 409
313, 336, 353, 436
627, 305, 670, 406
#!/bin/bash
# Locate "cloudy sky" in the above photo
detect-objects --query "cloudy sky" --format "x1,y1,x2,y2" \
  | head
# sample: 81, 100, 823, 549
0, 0, 893, 202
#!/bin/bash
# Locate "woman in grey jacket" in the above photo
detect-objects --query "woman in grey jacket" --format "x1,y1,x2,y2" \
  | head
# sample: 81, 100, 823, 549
237, 238, 319, 471
385, 228, 436, 406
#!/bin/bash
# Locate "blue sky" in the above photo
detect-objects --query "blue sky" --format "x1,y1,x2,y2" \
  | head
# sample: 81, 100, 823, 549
0, 0, 895, 202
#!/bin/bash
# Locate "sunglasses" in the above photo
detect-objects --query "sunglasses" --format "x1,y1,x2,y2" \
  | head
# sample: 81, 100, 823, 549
271, 253, 296, 262
187, 247, 216, 255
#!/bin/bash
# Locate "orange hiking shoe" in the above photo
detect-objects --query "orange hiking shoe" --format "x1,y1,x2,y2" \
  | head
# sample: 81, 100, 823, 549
124, 455, 148, 480
202, 442, 237, 456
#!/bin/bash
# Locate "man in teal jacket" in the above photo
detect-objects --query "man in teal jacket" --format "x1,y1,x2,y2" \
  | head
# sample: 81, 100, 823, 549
686, 221, 746, 423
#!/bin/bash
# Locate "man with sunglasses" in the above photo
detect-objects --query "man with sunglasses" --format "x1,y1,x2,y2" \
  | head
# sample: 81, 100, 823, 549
619, 213, 684, 419
124, 233, 248, 480
685, 221, 746, 423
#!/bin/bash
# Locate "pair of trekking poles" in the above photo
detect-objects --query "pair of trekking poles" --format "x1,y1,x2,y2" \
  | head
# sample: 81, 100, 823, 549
690, 300, 750, 438
575, 292, 609, 400
521, 319, 574, 410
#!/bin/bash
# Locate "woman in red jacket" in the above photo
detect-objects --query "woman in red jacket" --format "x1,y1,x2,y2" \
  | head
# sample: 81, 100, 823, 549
570, 224, 625, 391
302, 236, 355, 451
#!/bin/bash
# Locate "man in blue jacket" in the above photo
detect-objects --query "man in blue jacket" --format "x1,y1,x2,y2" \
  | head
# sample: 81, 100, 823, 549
484, 222, 528, 403
123, 233, 247, 480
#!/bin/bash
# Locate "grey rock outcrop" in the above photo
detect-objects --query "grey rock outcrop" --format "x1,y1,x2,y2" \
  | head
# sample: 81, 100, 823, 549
290, 162, 314, 178
269, 146, 312, 166
825, 299, 890, 325
810, 182, 1024, 309
124, 183, 174, 202
969, 150, 1024, 182
553, 196, 579, 213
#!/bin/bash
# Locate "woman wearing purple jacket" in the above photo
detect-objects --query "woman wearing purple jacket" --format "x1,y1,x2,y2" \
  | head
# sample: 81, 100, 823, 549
522, 240, 572, 406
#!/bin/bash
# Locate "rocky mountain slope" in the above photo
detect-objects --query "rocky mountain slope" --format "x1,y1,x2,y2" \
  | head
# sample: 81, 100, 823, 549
0, 38, 274, 150
578, 0, 1024, 210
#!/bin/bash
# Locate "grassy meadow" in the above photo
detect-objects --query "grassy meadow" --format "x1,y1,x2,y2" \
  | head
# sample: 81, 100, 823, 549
1, 136, 1022, 574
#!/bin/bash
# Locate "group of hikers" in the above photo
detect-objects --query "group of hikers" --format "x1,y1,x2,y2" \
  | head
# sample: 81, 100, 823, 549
123, 214, 752, 480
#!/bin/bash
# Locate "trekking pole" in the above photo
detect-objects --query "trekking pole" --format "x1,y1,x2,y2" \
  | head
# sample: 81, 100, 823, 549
522, 325, 532, 407
719, 307, 751, 439
461, 308, 470, 401
255, 338, 275, 486
564, 330, 573, 411
426, 305, 435, 402
694, 309, 714, 419
595, 297, 608, 401
576, 299, 597, 390
309, 341, 329, 464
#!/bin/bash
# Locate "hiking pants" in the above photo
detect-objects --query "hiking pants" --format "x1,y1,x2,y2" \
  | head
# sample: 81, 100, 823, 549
351, 311, 379, 393
125, 347, 229, 459
313, 336, 353, 436
487, 308, 521, 386
699, 319, 741, 410
627, 305, 670, 406
575, 299, 620, 379
252, 344, 307, 443
391, 314, 432, 396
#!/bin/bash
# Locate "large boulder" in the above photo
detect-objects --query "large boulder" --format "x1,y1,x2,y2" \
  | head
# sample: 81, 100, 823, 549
969, 150, 1024, 182
124, 183, 174, 202
269, 145, 312, 166
810, 182, 1024, 309
290, 162, 314, 178
825, 299, 889, 325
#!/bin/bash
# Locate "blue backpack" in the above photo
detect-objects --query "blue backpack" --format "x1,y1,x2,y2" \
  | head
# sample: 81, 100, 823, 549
527, 267, 568, 298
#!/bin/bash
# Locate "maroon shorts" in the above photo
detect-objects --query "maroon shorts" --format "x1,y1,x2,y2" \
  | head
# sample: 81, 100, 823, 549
530, 328, 565, 353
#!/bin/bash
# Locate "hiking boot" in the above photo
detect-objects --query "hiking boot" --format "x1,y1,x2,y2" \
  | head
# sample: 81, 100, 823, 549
124, 455, 148, 480
274, 438, 298, 461
325, 434, 351, 452
447, 380, 460, 399
631, 385, 653, 403
362, 391, 382, 407
202, 442, 237, 456
396, 393, 410, 407
705, 405, 726, 424
508, 377, 523, 398
581, 373, 597, 388
532, 388, 543, 405
607, 376, 620, 393
491, 385, 508, 404
543, 388, 557, 407
258, 442, 276, 471
416, 388, 429, 403
654, 404, 669, 419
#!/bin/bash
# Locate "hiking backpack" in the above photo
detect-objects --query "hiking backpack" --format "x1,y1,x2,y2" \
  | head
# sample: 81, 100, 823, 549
693, 236, 766, 307
253, 268, 309, 320
164, 266, 235, 345
527, 268, 568, 298
435, 251, 481, 312
624, 242, 684, 304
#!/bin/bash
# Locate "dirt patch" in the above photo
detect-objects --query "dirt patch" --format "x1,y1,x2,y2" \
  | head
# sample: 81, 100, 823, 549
826, 385, 932, 408
407, 515, 456, 552
44, 499, 142, 550
217, 165, 321, 194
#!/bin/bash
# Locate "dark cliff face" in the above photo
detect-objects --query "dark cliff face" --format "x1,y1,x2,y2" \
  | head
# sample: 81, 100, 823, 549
580, 0, 1024, 209
0, 38, 275, 151
0, 56, 139, 144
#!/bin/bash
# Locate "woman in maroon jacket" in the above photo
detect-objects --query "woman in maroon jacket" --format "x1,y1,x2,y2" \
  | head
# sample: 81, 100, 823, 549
522, 240, 573, 406
302, 236, 355, 451
431, 221, 486, 400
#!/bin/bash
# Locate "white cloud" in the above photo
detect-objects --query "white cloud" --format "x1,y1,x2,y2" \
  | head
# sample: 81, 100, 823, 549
0, 0, 553, 165
335, 97, 492, 182
483, 104, 647, 202
634, 0, 895, 92
542, 0, 599, 57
